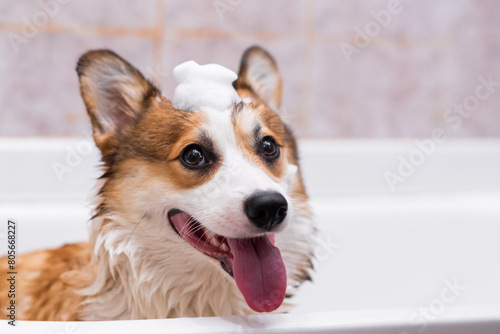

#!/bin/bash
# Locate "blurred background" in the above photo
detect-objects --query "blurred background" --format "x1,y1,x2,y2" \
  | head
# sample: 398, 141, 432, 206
1, 0, 499, 138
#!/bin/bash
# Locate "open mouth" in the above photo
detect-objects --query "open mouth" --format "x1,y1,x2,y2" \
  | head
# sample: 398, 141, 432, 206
168, 209, 287, 313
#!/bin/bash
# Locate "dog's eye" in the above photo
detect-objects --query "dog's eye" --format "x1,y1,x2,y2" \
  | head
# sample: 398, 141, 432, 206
182, 145, 205, 167
260, 136, 279, 159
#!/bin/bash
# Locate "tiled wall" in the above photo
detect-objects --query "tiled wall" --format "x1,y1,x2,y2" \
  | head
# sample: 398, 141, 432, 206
1, 0, 499, 138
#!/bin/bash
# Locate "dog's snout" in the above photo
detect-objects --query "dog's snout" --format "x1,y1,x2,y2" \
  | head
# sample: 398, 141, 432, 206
244, 191, 288, 231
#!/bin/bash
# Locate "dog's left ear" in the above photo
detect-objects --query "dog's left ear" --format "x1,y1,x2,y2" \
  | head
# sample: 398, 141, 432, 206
235, 46, 283, 109
77, 49, 158, 154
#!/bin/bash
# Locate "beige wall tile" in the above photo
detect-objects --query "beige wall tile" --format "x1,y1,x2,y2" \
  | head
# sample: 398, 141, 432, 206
0, 32, 154, 136
441, 40, 500, 136
310, 42, 444, 137
164, 0, 307, 33
0, 0, 499, 138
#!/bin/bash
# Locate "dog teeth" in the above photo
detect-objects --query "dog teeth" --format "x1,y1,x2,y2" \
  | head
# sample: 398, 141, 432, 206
209, 237, 221, 248
220, 243, 229, 252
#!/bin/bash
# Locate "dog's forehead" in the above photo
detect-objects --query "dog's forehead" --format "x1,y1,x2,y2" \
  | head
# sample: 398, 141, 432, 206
232, 102, 261, 134
169, 59, 284, 147
201, 106, 239, 148
194, 101, 285, 152
198, 103, 261, 145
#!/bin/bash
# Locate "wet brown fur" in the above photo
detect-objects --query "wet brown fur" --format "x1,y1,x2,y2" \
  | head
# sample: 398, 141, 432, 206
0, 243, 90, 320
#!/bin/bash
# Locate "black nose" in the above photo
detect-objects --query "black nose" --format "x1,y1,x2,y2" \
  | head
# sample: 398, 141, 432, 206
244, 191, 288, 231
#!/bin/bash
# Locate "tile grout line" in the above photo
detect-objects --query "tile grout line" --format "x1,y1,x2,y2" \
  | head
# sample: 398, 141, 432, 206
152, 0, 165, 69
0, 22, 157, 38
2, 22, 499, 47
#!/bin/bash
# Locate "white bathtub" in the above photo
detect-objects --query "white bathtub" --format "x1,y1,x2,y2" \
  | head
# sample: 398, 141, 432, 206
1, 138, 500, 333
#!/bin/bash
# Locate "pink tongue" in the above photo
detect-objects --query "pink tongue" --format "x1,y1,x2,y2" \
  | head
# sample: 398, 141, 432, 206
226, 236, 287, 313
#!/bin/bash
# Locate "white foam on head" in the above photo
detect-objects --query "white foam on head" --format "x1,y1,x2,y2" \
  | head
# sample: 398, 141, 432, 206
172, 60, 242, 111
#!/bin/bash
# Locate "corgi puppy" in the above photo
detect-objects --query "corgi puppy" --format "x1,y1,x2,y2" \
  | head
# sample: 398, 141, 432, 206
0, 46, 315, 320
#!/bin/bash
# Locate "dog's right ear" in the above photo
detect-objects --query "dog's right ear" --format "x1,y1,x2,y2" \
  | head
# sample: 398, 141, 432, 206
77, 50, 158, 154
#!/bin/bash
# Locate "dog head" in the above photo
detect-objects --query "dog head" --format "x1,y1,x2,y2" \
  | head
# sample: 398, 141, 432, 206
77, 46, 313, 316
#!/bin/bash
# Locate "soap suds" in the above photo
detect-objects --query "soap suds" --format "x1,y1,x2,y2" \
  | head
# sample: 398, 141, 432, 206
172, 60, 242, 111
